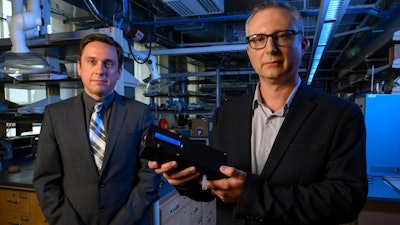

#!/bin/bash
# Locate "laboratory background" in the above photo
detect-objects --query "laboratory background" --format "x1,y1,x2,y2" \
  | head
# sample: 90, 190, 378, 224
0, 0, 399, 224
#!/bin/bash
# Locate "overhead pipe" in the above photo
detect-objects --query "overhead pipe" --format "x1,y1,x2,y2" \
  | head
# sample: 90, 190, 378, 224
82, 0, 240, 47
134, 14, 250, 27
82, 0, 112, 26
140, 44, 248, 56
82, 0, 153, 44
132, 5, 380, 27
8, 0, 42, 53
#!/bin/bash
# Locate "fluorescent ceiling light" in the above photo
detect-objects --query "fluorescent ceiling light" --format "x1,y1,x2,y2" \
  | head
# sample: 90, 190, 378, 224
318, 22, 334, 45
326, 0, 341, 20
308, 42, 327, 84
307, 0, 344, 85
314, 46, 326, 60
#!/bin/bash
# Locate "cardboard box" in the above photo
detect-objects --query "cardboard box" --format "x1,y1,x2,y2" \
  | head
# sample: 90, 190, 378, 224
191, 119, 210, 137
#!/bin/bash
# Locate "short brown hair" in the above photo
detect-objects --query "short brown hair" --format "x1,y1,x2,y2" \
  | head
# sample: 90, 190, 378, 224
78, 33, 124, 68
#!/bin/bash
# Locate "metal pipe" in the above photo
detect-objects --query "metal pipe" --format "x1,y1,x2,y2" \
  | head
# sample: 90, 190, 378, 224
140, 44, 248, 56
83, 0, 111, 26
133, 14, 250, 27
132, 5, 379, 27
370, 65, 374, 93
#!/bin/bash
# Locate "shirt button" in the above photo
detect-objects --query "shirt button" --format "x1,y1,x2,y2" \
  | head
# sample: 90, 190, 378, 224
100, 207, 106, 212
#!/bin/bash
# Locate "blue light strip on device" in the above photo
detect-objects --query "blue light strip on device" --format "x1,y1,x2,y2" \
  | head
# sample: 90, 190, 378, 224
155, 132, 181, 147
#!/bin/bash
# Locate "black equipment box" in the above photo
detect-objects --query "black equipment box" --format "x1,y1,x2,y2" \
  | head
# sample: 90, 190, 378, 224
140, 125, 228, 180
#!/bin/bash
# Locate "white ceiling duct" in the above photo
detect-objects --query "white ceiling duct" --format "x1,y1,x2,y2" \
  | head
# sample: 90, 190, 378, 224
163, 0, 224, 16
0, 0, 51, 78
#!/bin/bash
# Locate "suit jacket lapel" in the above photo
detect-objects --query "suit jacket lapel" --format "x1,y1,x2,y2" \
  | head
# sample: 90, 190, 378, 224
100, 94, 127, 173
68, 93, 99, 174
261, 83, 317, 178
234, 95, 254, 172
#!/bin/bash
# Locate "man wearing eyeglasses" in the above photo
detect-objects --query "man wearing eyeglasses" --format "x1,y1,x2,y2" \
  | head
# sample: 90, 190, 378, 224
149, 1, 368, 225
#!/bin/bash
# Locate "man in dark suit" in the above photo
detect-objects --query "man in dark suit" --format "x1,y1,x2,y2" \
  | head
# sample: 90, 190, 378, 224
33, 33, 160, 225
149, 1, 368, 225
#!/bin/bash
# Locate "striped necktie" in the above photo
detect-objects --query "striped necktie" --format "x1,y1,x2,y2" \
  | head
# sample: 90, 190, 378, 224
89, 102, 106, 171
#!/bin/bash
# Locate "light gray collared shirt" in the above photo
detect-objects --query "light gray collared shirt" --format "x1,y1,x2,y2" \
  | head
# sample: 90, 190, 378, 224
251, 77, 301, 174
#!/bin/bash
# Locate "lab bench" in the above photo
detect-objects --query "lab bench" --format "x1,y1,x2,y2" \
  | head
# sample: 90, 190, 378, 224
0, 157, 46, 225
356, 176, 400, 225
0, 156, 216, 225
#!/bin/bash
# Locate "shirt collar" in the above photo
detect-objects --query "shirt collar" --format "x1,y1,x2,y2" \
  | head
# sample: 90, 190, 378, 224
83, 91, 115, 110
252, 76, 301, 113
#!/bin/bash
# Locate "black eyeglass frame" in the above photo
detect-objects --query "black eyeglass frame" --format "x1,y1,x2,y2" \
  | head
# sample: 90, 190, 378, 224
246, 30, 302, 49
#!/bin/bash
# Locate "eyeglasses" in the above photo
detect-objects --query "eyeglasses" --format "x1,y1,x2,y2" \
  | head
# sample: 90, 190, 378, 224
246, 30, 302, 49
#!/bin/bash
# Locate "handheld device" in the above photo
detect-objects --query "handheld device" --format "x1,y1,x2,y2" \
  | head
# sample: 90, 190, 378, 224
140, 125, 228, 180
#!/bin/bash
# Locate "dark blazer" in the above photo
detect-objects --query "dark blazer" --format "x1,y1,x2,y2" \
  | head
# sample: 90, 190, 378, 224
33, 92, 161, 225
178, 82, 368, 225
